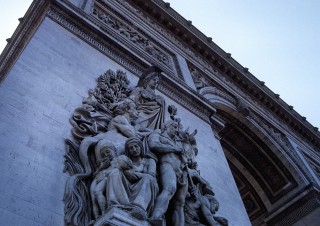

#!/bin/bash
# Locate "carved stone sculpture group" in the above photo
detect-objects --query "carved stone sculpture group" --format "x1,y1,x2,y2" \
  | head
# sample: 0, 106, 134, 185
64, 66, 228, 226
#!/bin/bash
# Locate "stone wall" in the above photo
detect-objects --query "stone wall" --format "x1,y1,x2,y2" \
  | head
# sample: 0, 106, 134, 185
0, 17, 133, 225
163, 95, 248, 224
0, 14, 251, 226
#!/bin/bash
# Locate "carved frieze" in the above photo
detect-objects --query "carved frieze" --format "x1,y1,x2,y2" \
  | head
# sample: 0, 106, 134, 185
48, 6, 213, 126
92, 0, 173, 71
111, 0, 214, 71
47, 7, 145, 76
108, 0, 320, 149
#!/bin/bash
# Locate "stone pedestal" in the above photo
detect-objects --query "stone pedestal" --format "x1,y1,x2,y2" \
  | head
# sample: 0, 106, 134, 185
94, 207, 149, 226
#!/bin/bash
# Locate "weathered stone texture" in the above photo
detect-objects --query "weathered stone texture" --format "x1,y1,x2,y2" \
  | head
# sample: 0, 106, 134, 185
0, 17, 133, 225
0, 14, 250, 226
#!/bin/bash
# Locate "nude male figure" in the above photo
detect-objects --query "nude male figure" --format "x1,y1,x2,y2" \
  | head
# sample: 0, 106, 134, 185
147, 120, 188, 226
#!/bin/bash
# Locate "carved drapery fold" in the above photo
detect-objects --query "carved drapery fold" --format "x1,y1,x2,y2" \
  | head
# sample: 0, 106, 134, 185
64, 67, 228, 226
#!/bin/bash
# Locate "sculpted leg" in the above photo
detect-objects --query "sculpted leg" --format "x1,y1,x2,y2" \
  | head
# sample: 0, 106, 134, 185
151, 163, 177, 219
90, 180, 100, 219
172, 179, 188, 226
91, 196, 100, 219
172, 200, 184, 226
96, 193, 107, 215
94, 179, 108, 215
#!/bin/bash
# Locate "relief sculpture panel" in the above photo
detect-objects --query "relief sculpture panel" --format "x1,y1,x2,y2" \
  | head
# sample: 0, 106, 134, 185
64, 66, 228, 226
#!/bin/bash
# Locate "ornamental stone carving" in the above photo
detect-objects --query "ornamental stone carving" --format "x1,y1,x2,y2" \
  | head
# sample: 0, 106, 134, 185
64, 66, 228, 226
92, 3, 172, 69
190, 68, 208, 90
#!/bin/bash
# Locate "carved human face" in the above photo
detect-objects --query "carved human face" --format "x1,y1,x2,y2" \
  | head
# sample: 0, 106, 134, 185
166, 122, 179, 138
146, 76, 159, 90
127, 142, 141, 158
100, 146, 116, 160
100, 149, 108, 158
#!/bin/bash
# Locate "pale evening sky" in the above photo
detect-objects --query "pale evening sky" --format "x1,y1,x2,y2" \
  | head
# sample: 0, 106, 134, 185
0, 0, 319, 128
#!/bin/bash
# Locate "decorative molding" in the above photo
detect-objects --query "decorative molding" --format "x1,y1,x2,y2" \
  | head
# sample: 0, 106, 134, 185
120, 0, 320, 149
305, 156, 320, 180
0, 0, 49, 83
92, 0, 174, 71
158, 81, 211, 124
200, 87, 237, 106
47, 7, 146, 76
217, 74, 320, 150
209, 115, 225, 139
265, 185, 320, 226
112, 0, 214, 72
47, 6, 213, 125
248, 112, 317, 184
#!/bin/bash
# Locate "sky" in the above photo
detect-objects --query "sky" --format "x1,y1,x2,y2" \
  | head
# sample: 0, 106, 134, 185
0, 0, 319, 128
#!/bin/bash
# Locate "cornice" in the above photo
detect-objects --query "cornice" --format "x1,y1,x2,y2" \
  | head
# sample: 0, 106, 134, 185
0, 0, 212, 126
1, 0, 318, 146
91, 0, 175, 72
126, 0, 320, 149
46, 5, 146, 76
0, 0, 50, 83
45, 1, 216, 124
109, 0, 214, 74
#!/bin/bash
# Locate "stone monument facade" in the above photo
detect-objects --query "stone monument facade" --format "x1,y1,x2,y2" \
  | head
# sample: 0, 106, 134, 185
0, 0, 319, 226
